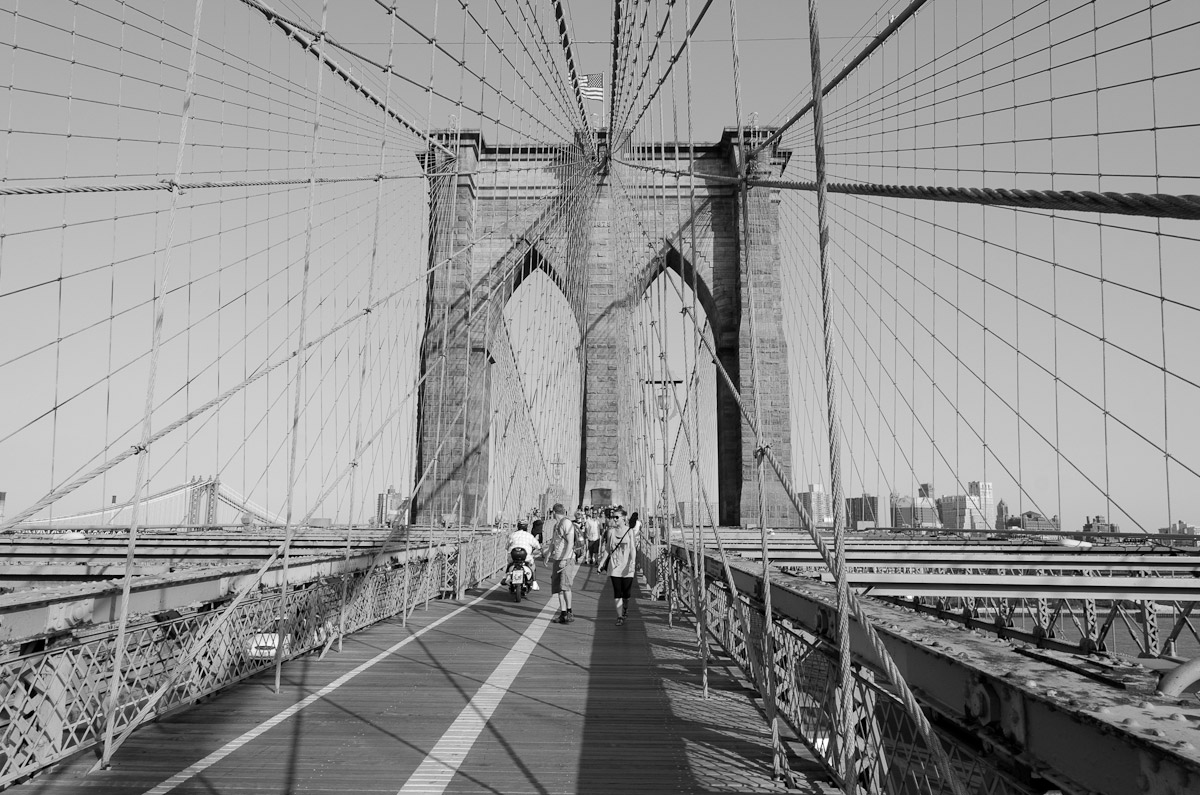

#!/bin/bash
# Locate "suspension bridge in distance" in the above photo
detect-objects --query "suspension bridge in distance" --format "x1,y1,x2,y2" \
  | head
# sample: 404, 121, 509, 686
1, 1, 1199, 793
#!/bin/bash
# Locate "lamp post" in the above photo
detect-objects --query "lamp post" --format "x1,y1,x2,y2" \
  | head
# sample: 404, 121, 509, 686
551, 460, 564, 505
646, 378, 682, 543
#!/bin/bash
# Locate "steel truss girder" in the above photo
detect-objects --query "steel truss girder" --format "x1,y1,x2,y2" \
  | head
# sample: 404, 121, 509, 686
0, 547, 424, 644
677, 545, 1200, 795
825, 573, 1200, 601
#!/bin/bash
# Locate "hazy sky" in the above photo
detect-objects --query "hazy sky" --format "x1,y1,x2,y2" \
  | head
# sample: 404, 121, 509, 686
0, 0, 1196, 534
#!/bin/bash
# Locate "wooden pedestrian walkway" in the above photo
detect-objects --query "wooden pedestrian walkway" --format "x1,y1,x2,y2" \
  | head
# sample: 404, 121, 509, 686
10, 565, 834, 794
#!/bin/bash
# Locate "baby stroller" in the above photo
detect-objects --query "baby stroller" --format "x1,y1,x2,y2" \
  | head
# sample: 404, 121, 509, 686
505, 547, 536, 602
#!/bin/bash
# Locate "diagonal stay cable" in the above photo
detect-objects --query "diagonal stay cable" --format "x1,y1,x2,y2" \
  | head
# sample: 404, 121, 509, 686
234, 0, 452, 155
0, 160, 592, 531
613, 0, 716, 153
754, 0, 932, 156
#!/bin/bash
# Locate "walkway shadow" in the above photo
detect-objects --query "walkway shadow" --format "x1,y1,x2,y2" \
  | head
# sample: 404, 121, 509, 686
575, 576, 834, 794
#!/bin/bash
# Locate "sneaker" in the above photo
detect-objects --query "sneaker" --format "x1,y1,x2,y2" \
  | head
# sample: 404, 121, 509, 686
556, 611, 566, 623
563, 610, 575, 624
615, 616, 625, 626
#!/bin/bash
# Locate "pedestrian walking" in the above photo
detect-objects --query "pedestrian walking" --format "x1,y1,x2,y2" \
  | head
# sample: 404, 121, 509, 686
544, 503, 579, 624
585, 508, 602, 565
601, 511, 640, 625
531, 510, 545, 544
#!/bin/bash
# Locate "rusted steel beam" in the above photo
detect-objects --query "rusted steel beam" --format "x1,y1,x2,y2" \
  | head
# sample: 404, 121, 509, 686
820, 573, 1200, 601
675, 544, 1200, 795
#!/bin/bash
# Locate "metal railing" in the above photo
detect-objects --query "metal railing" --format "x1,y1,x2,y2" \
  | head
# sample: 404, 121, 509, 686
648, 541, 1038, 795
0, 534, 506, 788
877, 594, 1200, 661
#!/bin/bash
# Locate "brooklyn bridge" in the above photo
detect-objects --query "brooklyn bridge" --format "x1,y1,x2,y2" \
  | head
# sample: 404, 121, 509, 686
1, 1, 1198, 793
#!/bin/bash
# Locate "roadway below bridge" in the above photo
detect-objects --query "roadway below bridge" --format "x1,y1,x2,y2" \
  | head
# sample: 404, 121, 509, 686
0, 528, 474, 588
7, 567, 832, 795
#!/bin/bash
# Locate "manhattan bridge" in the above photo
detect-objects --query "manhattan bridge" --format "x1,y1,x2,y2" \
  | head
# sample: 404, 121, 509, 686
0, 1, 1199, 793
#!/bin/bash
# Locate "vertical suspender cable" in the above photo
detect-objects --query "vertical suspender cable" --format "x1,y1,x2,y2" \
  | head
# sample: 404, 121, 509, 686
806, 6, 964, 792
802, 1, 855, 789
681, 0, 708, 698
275, 0, 331, 696
686, 299, 972, 795
454, 0, 473, 538
469, 0, 495, 529
98, 0, 207, 771
727, 0, 793, 785
432, 106, 464, 586
421, 0, 444, 527
339, 0, 401, 650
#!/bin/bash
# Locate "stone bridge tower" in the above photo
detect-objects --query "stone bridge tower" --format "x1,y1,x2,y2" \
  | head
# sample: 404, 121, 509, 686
413, 129, 797, 528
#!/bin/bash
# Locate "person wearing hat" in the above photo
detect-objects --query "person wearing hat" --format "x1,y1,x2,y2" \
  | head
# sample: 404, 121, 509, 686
544, 503, 578, 623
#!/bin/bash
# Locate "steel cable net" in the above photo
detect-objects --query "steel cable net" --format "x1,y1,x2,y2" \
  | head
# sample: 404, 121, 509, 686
0, 0, 592, 532
774, 0, 1200, 543
1, 2, 1199, 795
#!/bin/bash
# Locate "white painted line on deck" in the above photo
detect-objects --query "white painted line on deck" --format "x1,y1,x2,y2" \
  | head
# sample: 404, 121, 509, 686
396, 596, 561, 794
141, 583, 500, 795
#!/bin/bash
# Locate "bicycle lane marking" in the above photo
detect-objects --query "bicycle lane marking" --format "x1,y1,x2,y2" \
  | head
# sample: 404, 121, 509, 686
141, 582, 501, 795
395, 594, 561, 794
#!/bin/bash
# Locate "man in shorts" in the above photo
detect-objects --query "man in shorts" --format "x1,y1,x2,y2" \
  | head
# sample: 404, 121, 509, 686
544, 503, 579, 624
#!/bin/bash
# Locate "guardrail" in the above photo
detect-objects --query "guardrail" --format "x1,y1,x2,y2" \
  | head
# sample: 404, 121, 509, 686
0, 533, 506, 788
647, 541, 1200, 795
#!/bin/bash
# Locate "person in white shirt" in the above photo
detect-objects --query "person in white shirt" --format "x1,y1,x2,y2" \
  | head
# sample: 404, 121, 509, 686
508, 525, 541, 581
584, 509, 602, 565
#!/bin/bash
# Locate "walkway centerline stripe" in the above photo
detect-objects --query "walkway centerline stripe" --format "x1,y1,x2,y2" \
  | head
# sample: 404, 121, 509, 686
141, 583, 501, 795
396, 595, 562, 794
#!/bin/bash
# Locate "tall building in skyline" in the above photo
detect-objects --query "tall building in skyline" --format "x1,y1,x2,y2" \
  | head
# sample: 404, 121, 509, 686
1018, 511, 1060, 533
1159, 519, 1197, 546
930, 481, 993, 532
937, 493, 991, 532
846, 494, 878, 530
969, 481, 994, 533
996, 498, 1009, 530
376, 486, 400, 526
1083, 514, 1119, 540
800, 483, 833, 525
891, 491, 940, 529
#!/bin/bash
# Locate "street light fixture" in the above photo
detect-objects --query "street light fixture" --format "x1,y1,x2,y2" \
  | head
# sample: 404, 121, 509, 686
645, 379, 682, 541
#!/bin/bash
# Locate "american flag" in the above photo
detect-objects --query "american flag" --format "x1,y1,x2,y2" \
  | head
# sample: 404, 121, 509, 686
579, 72, 604, 101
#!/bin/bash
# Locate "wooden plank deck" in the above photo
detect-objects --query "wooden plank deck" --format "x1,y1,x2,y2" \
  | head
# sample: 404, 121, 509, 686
9, 565, 834, 794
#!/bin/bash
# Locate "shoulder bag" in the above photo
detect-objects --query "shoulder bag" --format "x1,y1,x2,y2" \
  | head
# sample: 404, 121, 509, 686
597, 525, 633, 573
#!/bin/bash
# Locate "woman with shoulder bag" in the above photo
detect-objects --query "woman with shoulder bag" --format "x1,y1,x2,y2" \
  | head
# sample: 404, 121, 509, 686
601, 511, 640, 625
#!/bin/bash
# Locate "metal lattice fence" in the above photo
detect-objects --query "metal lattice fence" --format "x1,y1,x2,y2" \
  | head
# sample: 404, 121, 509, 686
656, 544, 1036, 795
0, 534, 506, 787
